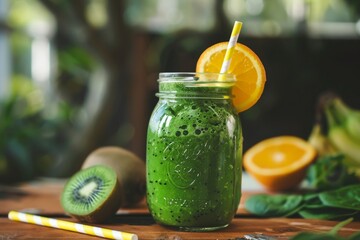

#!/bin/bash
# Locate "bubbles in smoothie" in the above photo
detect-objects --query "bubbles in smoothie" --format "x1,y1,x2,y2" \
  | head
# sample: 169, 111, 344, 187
146, 99, 239, 227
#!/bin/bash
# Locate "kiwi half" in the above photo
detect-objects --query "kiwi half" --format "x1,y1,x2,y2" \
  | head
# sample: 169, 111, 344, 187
61, 165, 122, 223
82, 147, 146, 207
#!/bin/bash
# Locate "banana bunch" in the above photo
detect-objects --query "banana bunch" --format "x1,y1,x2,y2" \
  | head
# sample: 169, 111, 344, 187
308, 94, 360, 175
308, 123, 337, 156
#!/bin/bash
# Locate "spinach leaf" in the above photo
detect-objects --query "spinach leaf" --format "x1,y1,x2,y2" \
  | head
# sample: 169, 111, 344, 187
298, 207, 358, 220
245, 194, 303, 217
245, 185, 360, 220
319, 184, 360, 211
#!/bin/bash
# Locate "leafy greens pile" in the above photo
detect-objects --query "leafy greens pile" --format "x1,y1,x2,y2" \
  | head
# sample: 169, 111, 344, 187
245, 184, 360, 220
306, 154, 358, 191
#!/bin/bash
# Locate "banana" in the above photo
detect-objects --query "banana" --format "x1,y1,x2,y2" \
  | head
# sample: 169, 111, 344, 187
325, 100, 360, 168
345, 112, 360, 142
308, 123, 337, 156
327, 126, 360, 167
332, 97, 360, 142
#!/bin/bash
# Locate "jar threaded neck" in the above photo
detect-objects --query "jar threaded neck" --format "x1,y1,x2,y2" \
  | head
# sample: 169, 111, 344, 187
157, 72, 235, 99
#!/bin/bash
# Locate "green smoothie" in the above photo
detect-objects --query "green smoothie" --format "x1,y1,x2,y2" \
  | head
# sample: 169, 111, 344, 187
146, 73, 242, 231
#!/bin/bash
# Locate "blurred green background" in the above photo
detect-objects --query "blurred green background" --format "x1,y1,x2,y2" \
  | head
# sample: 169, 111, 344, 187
0, 0, 360, 183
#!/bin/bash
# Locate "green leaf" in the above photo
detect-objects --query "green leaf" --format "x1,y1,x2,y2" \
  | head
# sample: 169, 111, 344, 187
319, 184, 360, 211
298, 207, 358, 220
245, 194, 303, 217
329, 218, 354, 235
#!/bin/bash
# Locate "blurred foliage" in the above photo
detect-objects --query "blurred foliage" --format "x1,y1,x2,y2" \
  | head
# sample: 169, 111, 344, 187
0, 1, 98, 182
0, 47, 96, 183
86, 0, 108, 28
9, 0, 53, 27
0, 76, 69, 183
58, 48, 95, 75
56, 48, 95, 105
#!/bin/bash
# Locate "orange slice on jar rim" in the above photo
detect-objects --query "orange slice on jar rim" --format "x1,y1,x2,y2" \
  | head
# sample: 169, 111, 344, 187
196, 42, 266, 112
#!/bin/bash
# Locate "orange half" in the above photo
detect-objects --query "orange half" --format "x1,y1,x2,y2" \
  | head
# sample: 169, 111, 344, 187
243, 136, 316, 191
196, 42, 266, 112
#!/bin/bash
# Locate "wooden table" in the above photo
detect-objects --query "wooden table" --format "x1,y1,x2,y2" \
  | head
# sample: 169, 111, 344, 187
0, 179, 359, 239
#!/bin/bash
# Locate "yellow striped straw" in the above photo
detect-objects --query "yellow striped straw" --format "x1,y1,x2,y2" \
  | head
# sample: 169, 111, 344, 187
8, 211, 138, 240
219, 21, 243, 77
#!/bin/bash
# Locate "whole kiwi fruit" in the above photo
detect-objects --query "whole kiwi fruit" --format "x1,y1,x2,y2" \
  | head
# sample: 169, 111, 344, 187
82, 146, 146, 207
61, 165, 122, 223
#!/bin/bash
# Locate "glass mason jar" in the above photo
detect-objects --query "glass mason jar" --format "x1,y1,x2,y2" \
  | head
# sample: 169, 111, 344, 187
146, 72, 243, 231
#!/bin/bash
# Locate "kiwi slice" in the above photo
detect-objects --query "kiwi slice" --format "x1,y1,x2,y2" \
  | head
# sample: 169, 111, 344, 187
61, 165, 122, 223
82, 147, 146, 207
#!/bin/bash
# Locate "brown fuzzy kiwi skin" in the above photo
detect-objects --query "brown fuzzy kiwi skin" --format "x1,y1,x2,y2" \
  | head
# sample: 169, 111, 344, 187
82, 147, 146, 207
68, 178, 123, 223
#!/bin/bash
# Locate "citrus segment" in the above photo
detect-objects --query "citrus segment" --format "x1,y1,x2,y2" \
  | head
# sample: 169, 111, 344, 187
243, 136, 316, 191
196, 42, 266, 112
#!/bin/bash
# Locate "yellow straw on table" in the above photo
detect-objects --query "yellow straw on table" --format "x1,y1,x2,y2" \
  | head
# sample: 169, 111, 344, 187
8, 211, 138, 240
219, 21, 243, 80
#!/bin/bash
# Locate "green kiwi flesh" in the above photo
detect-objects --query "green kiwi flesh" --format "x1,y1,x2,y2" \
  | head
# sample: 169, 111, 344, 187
82, 147, 146, 207
61, 165, 122, 223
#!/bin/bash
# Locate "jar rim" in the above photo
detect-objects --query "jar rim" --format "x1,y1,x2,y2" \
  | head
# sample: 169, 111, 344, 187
158, 72, 236, 84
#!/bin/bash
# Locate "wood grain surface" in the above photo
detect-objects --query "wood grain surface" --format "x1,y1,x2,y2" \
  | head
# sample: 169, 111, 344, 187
0, 180, 359, 240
